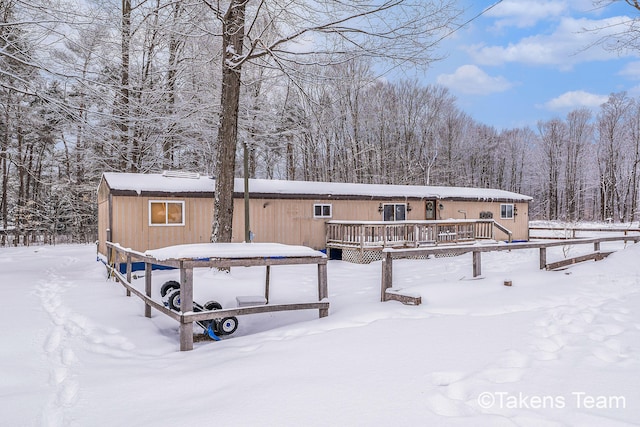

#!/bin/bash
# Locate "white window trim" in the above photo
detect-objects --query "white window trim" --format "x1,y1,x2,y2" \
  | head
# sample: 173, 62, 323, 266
313, 203, 332, 218
149, 200, 185, 226
500, 203, 514, 220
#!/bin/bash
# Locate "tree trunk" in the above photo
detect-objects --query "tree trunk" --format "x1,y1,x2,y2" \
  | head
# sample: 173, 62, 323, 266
212, 0, 245, 243
120, 0, 131, 171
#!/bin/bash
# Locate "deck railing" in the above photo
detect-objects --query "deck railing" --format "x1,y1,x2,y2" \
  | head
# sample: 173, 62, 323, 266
326, 219, 509, 250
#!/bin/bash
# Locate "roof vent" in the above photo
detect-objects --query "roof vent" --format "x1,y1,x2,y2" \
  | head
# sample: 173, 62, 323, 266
162, 170, 201, 179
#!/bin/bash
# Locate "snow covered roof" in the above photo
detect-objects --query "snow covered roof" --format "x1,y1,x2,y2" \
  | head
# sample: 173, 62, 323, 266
101, 172, 532, 202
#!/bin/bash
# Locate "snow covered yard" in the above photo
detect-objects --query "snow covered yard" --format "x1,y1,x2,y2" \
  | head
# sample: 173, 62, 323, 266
1, 241, 639, 426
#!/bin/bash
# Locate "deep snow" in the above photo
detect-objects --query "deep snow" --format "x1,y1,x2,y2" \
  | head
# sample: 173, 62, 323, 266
2, 233, 639, 426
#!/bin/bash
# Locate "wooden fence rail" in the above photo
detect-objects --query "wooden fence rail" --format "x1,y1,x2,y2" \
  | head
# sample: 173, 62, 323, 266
380, 235, 640, 303
530, 225, 640, 239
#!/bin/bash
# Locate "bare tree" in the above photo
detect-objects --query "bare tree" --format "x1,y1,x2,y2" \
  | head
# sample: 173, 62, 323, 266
538, 118, 567, 220
202, 0, 460, 242
597, 92, 632, 221
591, 1, 640, 51
565, 109, 593, 221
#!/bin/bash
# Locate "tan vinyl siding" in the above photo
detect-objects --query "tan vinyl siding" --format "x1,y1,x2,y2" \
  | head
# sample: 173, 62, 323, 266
438, 200, 529, 241
229, 197, 529, 249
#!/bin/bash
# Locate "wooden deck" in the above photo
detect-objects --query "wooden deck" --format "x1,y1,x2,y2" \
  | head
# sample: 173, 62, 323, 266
326, 219, 512, 251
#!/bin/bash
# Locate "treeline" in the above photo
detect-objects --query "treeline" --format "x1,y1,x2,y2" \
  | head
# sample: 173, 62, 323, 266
1, 1, 639, 244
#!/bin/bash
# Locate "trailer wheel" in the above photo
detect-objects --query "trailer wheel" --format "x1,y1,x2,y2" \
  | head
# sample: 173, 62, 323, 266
203, 301, 222, 311
160, 280, 180, 297
217, 317, 238, 335
167, 290, 181, 311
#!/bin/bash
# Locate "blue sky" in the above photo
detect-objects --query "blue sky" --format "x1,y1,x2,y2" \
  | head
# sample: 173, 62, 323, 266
411, 0, 640, 130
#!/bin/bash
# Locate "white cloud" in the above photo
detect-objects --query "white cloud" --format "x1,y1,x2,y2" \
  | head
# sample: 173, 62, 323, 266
436, 65, 514, 95
469, 15, 636, 70
544, 90, 608, 111
619, 61, 640, 80
487, 0, 567, 29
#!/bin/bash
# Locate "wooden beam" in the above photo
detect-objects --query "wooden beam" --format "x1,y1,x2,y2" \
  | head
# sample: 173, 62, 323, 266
144, 262, 152, 318
384, 290, 421, 305
539, 247, 546, 270
185, 302, 330, 322
381, 253, 393, 301
318, 262, 328, 302
110, 268, 181, 321
265, 265, 271, 303
472, 251, 481, 277
125, 254, 132, 297
545, 251, 614, 270
179, 264, 194, 351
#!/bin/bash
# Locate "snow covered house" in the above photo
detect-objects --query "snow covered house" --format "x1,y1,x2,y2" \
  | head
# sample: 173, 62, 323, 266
97, 172, 532, 260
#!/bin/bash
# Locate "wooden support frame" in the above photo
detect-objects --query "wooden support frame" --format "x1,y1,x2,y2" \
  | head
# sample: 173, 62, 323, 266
105, 242, 329, 351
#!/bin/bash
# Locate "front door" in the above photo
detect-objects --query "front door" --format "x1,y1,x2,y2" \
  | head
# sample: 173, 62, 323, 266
425, 200, 437, 220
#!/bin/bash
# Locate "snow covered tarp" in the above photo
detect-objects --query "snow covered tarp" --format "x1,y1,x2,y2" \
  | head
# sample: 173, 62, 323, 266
145, 242, 327, 261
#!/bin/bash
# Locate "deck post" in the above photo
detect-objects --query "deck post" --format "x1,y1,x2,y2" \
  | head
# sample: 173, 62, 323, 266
265, 265, 271, 303
381, 253, 393, 301
144, 262, 152, 318
125, 254, 132, 296
179, 264, 194, 351
594, 241, 600, 252
472, 251, 481, 277
539, 247, 547, 270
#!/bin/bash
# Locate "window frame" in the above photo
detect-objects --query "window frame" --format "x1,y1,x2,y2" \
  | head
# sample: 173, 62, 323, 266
500, 203, 514, 220
313, 203, 332, 218
149, 200, 186, 226
382, 203, 407, 221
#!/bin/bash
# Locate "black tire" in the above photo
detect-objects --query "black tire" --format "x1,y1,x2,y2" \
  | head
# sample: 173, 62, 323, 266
217, 317, 238, 335
203, 300, 222, 311
198, 301, 223, 334
160, 280, 180, 297
167, 290, 181, 311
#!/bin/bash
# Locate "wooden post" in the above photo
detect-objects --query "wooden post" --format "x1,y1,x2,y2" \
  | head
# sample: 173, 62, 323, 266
179, 264, 194, 351
539, 247, 547, 270
594, 241, 600, 252
265, 265, 271, 303
318, 261, 328, 300
144, 263, 152, 318
472, 251, 481, 277
114, 248, 120, 281
381, 253, 393, 301
125, 254, 132, 297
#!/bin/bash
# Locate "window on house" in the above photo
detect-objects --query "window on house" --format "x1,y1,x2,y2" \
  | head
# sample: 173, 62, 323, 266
314, 204, 332, 218
383, 203, 406, 221
500, 204, 514, 219
150, 201, 185, 226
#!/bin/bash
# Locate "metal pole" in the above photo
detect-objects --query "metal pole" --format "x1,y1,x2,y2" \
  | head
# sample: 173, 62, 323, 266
243, 141, 250, 242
